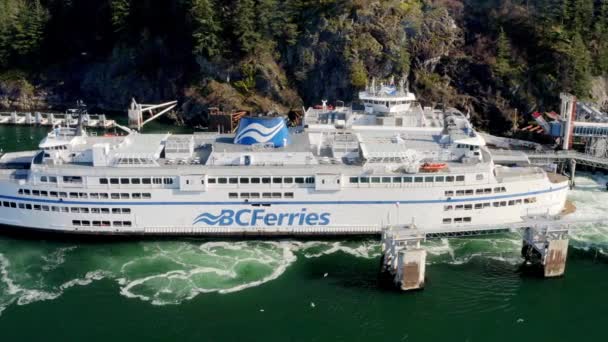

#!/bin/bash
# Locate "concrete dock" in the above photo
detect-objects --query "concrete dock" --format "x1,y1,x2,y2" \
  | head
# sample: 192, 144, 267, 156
0, 111, 114, 128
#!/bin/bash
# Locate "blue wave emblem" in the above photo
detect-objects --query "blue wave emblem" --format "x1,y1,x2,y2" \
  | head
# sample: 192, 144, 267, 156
233, 117, 291, 147
193, 210, 234, 225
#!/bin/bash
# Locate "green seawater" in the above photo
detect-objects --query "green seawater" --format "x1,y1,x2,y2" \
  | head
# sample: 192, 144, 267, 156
1, 124, 608, 341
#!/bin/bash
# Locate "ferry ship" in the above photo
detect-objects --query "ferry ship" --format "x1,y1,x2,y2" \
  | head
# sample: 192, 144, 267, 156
0, 82, 570, 235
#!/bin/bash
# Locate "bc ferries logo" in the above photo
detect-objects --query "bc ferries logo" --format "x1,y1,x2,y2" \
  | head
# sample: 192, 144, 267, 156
193, 209, 331, 227
233, 117, 290, 147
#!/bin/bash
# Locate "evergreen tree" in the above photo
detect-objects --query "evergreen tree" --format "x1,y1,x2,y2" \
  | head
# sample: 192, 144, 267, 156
569, 32, 591, 97
110, 0, 130, 34
495, 27, 513, 77
190, 0, 222, 58
232, 0, 260, 54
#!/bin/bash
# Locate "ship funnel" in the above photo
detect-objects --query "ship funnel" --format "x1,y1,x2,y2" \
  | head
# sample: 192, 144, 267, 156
233, 116, 291, 147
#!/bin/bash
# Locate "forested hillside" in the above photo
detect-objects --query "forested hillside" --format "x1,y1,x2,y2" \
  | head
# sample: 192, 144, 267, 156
1, 0, 607, 133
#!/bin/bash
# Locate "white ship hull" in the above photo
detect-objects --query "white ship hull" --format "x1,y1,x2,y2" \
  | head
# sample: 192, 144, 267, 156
0, 173, 569, 236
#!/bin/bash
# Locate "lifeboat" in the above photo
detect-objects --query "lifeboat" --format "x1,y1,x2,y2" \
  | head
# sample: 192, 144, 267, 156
419, 162, 447, 172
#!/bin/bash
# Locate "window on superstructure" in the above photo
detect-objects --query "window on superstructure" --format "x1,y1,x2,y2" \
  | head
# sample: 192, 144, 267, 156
163, 178, 174, 185
208, 178, 216, 184
112, 208, 121, 214
69, 192, 78, 198
113, 221, 123, 227
305, 177, 314, 184
414, 177, 423, 183
464, 217, 472, 222
403, 177, 412, 183
120, 178, 130, 185
284, 177, 293, 184
515, 199, 522, 205
40, 176, 48, 182
50, 191, 58, 197
131, 178, 141, 185
142, 193, 151, 199
132, 193, 141, 199
18, 189, 23, 195
475, 204, 483, 209
435, 176, 445, 182
73, 220, 81, 226
444, 205, 453, 211
80, 208, 89, 213
10, 202, 17, 208
229, 193, 238, 199
18, 203, 25, 209
285, 192, 294, 199
93, 221, 101, 227
350, 177, 359, 183
443, 218, 452, 224
251, 178, 260, 184
454, 218, 463, 223
124, 221, 132, 227
2, 201, 8, 207
393, 177, 402, 183
241, 193, 250, 199
382, 177, 391, 183
250, 193, 260, 199
508, 200, 515, 206
262, 192, 272, 199
60, 207, 68, 212
101, 208, 110, 214
425, 177, 434, 183
33, 190, 40, 196
456, 190, 465, 196
79, 193, 87, 199
40, 191, 48, 197
90, 193, 99, 199
59, 192, 67, 198
120, 193, 129, 199
500, 201, 507, 207
455, 205, 464, 210
82, 221, 90, 226
446, 176, 454, 182
465, 190, 474, 195
445, 191, 454, 197
272, 177, 282, 184
360, 177, 369, 183
240, 178, 250, 184
272, 193, 281, 198
476, 174, 484, 181
111, 193, 120, 199
229, 178, 238, 184
218, 178, 228, 184
371, 177, 380, 183
99, 193, 109, 199
140, 178, 151, 185
464, 204, 472, 210
71, 208, 80, 213
483, 203, 491, 208
91, 208, 100, 214
456, 176, 465, 182
26, 204, 32, 210
153, 178, 162, 184
110, 178, 119, 185
24, 189, 31, 195
295, 178, 304, 184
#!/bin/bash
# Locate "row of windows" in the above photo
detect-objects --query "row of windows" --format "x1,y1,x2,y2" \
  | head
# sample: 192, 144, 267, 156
228, 192, 295, 199
442, 217, 473, 224
39, 176, 83, 184
99, 177, 174, 185
72, 220, 132, 227
2, 201, 131, 214
444, 187, 507, 197
443, 197, 537, 211
207, 177, 314, 185
350, 175, 467, 184
18, 189, 151, 200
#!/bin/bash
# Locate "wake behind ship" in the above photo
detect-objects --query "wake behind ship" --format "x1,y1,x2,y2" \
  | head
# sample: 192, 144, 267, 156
0, 84, 570, 236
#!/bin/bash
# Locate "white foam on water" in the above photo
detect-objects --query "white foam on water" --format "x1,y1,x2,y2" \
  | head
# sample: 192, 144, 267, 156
0, 172, 608, 312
